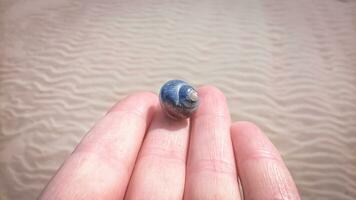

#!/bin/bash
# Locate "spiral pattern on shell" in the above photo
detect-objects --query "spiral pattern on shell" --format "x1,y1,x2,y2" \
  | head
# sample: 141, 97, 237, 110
159, 80, 199, 120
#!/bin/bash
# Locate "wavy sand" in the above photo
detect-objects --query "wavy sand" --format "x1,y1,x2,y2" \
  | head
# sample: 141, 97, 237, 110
1, 0, 356, 199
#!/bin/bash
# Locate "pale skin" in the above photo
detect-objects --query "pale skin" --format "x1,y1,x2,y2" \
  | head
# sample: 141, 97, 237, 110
40, 86, 300, 200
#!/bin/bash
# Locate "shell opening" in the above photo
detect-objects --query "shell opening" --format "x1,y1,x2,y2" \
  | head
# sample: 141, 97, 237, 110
188, 89, 198, 102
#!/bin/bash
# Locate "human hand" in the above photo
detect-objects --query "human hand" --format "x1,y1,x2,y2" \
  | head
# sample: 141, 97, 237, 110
40, 86, 300, 200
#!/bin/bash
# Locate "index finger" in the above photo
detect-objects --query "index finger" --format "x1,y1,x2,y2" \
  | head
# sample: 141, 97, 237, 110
40, 92, 158, 200
231, 121, 300, 200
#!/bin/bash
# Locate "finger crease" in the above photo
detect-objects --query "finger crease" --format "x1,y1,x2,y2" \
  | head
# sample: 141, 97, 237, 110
188, 159, 236, 176
238, 149, 282, 163
139, 147, 186, 164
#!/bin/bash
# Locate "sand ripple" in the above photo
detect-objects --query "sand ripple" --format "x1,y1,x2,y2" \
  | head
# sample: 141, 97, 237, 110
1, 0, 356, 199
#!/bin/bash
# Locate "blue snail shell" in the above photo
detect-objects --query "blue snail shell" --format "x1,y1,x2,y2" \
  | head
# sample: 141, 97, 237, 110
159, 80, 199, 120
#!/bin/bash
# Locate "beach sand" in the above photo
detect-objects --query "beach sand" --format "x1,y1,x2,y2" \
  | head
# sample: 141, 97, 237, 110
1, 0, 356, 199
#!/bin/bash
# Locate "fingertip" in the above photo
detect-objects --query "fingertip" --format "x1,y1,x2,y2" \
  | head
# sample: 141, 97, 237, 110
108, 92, 159, 116
194, 85, 229, 118
231, 121, 282, 163
231, 121, 261, 139
231, 120, 260, 130
198, 85, 226, 100
120, 91, 158, 107
130, 91, 158, 99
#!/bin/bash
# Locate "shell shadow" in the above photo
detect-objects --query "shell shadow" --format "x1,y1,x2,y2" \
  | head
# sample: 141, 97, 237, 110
147, 108, 189, 133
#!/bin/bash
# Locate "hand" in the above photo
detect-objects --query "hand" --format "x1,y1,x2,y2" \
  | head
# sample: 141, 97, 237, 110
40, 86, 300, 200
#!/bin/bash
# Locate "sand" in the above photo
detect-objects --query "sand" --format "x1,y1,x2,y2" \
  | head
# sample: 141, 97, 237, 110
1, 0, 356, 199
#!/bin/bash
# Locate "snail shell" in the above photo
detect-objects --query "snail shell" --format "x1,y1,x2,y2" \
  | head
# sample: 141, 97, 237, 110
159, 80, 199, 120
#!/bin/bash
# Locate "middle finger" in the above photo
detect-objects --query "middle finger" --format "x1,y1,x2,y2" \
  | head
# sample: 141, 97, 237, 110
125, 107, 190, 200
184, 86, 241, 200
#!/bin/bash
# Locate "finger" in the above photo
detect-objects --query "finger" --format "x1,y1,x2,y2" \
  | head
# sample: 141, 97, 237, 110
125, 107, 190, 200
184, 86, 241, 200
231, 121, 300, 200
40, 92, 158, 200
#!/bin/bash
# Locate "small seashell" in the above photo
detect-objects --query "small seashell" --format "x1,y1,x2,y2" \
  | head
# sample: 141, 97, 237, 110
159, 80, 199, 120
